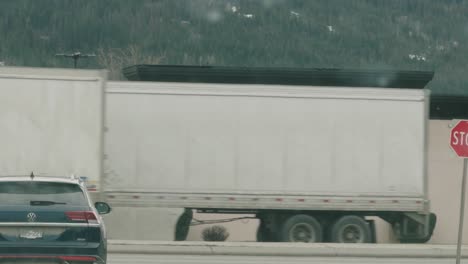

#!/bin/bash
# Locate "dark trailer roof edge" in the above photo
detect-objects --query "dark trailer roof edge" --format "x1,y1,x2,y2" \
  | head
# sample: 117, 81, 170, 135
123, 64, 434, 89
122, 65, 468, 120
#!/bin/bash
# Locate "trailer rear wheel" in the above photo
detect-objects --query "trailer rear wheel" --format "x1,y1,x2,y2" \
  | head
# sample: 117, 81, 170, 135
330, 215, 371, 243
279, 214, 323, 243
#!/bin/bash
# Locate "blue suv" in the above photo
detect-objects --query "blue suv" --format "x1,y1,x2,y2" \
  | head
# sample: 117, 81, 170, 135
0, 175, 111, 263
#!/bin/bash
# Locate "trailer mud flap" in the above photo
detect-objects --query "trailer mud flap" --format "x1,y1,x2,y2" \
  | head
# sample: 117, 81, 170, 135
396, 213, 437, 243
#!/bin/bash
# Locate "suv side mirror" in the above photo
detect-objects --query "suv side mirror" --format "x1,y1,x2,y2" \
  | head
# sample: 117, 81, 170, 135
95, 202, 111, 215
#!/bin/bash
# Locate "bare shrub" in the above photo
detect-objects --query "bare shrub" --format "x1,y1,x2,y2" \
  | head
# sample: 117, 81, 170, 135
202, 225, 229, 241
96, 45, 165, 80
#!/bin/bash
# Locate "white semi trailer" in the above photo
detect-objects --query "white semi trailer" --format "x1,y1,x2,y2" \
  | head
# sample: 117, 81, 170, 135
0, 66, 436, 243
103, 66, 436, 243
0, 67, 106, 192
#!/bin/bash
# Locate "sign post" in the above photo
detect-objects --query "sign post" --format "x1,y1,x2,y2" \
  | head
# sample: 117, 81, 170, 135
450, 120, 468, 264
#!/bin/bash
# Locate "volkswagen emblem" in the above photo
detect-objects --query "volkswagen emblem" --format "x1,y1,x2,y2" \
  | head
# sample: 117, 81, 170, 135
27, 212, 37, 222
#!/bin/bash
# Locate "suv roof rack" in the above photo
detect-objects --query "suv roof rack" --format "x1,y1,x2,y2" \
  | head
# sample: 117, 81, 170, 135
0, 173, 84, 182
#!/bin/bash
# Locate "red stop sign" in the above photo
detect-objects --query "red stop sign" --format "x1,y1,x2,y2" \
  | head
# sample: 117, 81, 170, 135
451, 120, 468, 157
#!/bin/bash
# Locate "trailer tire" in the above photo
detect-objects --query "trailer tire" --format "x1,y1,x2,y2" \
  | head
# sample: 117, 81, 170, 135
175, 209, 193, 241
279, 214, 323, 243
330, 215, 371, 243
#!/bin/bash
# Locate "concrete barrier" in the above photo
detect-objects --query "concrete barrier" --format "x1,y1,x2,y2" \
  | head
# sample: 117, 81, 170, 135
108, 240, 467, 257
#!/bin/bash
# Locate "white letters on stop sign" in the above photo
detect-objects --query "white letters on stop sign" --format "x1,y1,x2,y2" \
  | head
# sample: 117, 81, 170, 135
453, 131, 468, 146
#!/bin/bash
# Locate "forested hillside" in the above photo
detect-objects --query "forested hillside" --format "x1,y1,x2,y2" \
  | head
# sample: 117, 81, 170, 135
0, 0, 467, 94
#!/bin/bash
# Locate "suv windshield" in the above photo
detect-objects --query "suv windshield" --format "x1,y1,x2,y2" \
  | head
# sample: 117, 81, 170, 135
0, 182, 88, 206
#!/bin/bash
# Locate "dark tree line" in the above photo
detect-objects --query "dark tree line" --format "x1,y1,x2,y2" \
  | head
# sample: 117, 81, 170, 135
0, 0, 467, 94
